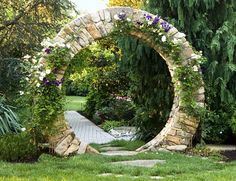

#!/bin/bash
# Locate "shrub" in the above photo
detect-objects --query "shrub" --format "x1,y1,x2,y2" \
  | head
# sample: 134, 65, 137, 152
0, 96, 22, 135
101, 120, 128, 132
0, 131, 41, 162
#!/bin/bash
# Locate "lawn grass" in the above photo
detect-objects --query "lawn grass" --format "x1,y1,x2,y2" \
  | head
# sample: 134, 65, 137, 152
1, 150, 236, 180
64, 96, 87, 111
91, 140, 146, 152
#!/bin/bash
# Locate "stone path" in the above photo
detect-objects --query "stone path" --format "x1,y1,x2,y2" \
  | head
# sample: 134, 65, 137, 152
65, 111, 116, 144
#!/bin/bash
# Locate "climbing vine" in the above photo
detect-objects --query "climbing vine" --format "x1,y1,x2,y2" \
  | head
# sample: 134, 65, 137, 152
112, 11, 205, 118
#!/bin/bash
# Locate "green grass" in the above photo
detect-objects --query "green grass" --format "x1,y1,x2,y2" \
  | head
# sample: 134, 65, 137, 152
91, 140, 146, 152
1, 150, 236, 180
64, 96, 87, 111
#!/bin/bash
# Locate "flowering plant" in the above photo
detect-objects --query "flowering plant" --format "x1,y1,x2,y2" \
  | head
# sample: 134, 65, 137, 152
112, 11, 206, 117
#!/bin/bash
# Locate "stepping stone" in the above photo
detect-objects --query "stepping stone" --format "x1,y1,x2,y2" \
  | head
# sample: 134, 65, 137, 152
101, 150, 138, 156
100, 146, 125, 152
111, 159, 166, 168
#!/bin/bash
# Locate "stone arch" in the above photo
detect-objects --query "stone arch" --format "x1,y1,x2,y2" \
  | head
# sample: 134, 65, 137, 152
44, 7, 205, 155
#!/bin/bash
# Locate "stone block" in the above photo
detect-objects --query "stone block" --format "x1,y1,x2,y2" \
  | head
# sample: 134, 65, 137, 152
165, 135, 182, 145
54, 134, 73, 156
196, 93, 205, 102
103, 9, 112, 22
91, 12, 101, 23
86, 23, 102, 39
80, 28, 94, 43
64, 138, 81, 156
167, 27, 179, 37
104, 22, 114, 34
180, 47, 194, 61
98, 10, 105, 21
166, 145, 187, 152
95, 21, 107, 36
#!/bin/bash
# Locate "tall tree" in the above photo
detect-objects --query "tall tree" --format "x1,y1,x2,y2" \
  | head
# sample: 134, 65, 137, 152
144, 0, 236, 142
0, 0, 76, 58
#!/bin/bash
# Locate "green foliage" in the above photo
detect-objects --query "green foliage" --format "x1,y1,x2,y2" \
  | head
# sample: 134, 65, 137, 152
144, 0, 236, 143
0, 0, 76, 58
115, 35, 174, 140
0, 131, 41, 162
0, 96, 22, 135
101, 120, 128, 132
0, 58, 28, 98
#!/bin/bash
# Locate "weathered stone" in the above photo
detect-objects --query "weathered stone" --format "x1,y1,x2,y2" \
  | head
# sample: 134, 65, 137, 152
112, 160, 166, 168
103, 10, 112, 22
63, 25, 74, 35
165, 135, 182, 145
166, 145, 187, 152
86, 23, 102, 39
77, 142, 88, 154
181, 48, 194, 60
54, 134, 73, 156
167, 27, 179, 37
80, 14, 93, 26
104, 22, 114, 33
91, 12, 101, 23
196, 93, 205, 102
95, 21, 107, 36
64, 138, 81, 156
98, 10, 105, 21
168, 129, 177, 136
86, 145, 100, 154
69, 40, 82, 52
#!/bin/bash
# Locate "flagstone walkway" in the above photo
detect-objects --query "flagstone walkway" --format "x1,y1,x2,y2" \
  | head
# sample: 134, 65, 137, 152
64, 111, 116, 144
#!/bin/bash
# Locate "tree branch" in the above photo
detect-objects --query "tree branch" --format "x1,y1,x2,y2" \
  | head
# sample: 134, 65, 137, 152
0, 0, 43, 31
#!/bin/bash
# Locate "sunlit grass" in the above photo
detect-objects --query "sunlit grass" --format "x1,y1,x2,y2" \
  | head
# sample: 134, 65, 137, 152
1, 151, 236, 181
64, 96, 87, 111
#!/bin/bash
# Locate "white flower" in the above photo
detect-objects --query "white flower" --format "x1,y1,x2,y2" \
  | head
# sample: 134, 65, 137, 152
21, 127, 26, 132
25, 77, 29, 81
46, 69, 51, 74
175, 32, 186, 38
191, 53, 201, 59
161, 35, 167, 42
32, 58, 37, 64
19, 91, 24, 95
36, 83, 41, 87
193, 65, 198, 71
114, 14, 120, 20
39, 76, 44, 81
148, 21, 152, 25
127, 18, 131, 22
23, 54, 31, 60
41, 37, 53, 47
40, 72, 46, 77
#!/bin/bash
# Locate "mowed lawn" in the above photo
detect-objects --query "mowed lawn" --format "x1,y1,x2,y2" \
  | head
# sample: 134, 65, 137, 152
1, 151, 236, 181
64, 96, 87, 111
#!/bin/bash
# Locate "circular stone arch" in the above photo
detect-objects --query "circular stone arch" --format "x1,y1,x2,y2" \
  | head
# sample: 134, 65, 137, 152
43, 7, 205, 154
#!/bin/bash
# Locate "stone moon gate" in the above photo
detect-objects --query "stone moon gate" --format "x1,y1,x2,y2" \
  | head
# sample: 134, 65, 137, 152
45, 7, 205, 155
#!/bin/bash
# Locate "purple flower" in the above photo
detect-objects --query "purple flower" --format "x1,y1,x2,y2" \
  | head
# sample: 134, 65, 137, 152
161, 21, 171, 32
45, 48, 51, 54
152, 16, 161, 25
118, 12, 126, 20
144, 14, 153, 21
